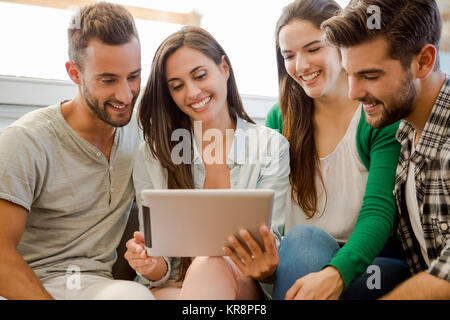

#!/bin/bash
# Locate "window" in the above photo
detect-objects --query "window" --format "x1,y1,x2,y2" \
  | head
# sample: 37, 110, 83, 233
1, 0, 449, 98
0, 0, 352, 98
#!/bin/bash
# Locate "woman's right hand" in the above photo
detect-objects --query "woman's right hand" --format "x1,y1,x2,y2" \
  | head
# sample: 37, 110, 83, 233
124, 231, 163, 278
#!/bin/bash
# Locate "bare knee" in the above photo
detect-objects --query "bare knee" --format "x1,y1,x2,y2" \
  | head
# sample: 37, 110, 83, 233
186, 256, 233, 279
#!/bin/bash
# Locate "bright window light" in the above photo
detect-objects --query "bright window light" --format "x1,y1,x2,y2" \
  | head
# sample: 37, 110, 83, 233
3, 0, 450, 99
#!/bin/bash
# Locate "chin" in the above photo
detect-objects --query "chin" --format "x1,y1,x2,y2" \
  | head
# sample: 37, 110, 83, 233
304, 88, 324, 99
365, 113, 392, 129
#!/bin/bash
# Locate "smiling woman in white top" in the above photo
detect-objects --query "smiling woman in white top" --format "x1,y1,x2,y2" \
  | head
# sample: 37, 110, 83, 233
123, 26, 290, 299
265, 0, 410, 300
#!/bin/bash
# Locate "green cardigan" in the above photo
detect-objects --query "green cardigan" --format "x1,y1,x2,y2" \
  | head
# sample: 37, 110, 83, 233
266, 103, 400, 288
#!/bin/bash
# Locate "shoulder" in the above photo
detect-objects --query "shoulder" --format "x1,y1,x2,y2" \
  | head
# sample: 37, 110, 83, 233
2, 104, 62, 141
0, 105, 62, 147
11, 104, 60, 128
356, 108, 400, 148
135, 141, 159, 163
133, 142, 168, 190
265, 102, 283, 133
266, 102, 281, 118
241, 118, 288, 148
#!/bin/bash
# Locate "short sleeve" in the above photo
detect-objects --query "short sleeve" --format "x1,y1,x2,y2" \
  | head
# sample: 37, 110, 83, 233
0, 126, 47, 212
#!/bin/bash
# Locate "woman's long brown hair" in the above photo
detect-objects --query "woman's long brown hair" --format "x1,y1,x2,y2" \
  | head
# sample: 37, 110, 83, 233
275, 0, 341, 218
138, 26, 254, 281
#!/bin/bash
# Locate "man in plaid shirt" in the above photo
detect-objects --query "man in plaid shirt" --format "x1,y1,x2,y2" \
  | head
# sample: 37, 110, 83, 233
323, 0, 450, 299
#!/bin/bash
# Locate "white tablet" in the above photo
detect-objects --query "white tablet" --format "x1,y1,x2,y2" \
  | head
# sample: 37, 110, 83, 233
140, 189, 274, 257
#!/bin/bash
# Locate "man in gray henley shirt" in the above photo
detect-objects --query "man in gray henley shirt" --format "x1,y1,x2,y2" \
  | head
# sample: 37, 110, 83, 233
0, 2, 154, 300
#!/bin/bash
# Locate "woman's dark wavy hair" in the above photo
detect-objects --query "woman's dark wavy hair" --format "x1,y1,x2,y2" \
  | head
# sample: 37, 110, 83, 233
138, 26, 254, 280
275, 0, 341, 218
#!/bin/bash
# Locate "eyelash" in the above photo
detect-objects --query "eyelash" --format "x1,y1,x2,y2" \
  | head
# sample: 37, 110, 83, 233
171, 72, 207, 91
283, 47, 322, 60
195, 72, 206, 80
101, 75, 139, 84
308, 47, 321, 53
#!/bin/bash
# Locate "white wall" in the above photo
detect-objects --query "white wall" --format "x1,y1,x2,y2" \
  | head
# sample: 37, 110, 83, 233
0, 75, 277, 132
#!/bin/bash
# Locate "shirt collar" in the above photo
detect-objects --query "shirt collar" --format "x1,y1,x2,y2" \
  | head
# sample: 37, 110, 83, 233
396, 74, 450, 160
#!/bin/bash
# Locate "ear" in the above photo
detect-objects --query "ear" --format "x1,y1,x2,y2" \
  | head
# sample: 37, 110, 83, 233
220, 55, 230, 80
413, 44, 437, 79
65, 61, 82, 85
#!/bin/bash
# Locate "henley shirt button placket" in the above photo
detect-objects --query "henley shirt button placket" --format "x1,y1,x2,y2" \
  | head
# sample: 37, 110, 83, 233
109, 165, 114, 193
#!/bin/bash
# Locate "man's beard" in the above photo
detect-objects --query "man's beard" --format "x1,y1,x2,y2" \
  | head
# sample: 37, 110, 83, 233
364, 71, 417, 129
82, 83, 136, 128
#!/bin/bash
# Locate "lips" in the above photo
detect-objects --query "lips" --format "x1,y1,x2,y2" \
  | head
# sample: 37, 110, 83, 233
107, 102, 129, 113
298, 70, 321, 85
362, 102, 381, 113
190, 96, 211, 111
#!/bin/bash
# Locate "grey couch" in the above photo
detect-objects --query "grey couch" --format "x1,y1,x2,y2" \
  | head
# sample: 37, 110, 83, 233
112, 201, 139, 280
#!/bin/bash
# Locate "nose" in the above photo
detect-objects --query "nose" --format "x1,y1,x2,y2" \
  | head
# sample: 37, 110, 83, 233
186, 81, 202, 100
295, 53, 310, 74
115, 80, 134, 105
347, 76, 365, 101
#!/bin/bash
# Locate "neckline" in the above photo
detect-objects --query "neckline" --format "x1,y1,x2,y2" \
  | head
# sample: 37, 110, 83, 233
319, 105, 361, 161
56, 101, 119, 161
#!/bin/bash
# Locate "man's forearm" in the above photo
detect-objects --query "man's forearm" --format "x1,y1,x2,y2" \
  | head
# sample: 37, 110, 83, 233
380, 271, 450, 300
0, 248, 53, 300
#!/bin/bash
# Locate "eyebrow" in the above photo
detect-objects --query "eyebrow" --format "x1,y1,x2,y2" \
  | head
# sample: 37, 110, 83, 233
96, 68, 142, 78
167, 66, 205, 83
281, 40, 322, 54
302, 40, 322, 48
355, 68, 385, 75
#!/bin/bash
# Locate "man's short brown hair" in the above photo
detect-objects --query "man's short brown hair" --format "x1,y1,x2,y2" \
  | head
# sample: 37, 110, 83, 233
68, 1, 139, 69
322, 0, 441, 71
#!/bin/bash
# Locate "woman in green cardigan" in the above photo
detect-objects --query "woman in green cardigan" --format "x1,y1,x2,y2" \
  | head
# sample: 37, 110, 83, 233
267, 0, 410, 299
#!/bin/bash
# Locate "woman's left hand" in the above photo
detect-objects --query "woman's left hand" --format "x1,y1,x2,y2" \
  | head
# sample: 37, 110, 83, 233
285, 266, 345, 300
223, 224, 279, 281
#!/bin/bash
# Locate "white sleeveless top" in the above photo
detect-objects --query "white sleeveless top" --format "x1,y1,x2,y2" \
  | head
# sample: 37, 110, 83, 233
285, 106, 369, 243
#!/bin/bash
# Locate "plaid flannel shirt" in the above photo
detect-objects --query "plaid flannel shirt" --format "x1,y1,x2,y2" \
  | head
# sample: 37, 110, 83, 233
393, 75, 450, 281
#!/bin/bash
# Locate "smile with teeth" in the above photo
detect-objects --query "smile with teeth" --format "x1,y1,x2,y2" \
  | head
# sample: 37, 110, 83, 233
300, 71, 320, 82
108, 103, 127, 110
191, 96, 211, 109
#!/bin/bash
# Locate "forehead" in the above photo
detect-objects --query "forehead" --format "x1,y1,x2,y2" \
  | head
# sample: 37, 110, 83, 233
165, 46, 215, 77
82, 37, 141, 74
278, 19, 322, 49
340, 37, 395, 72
